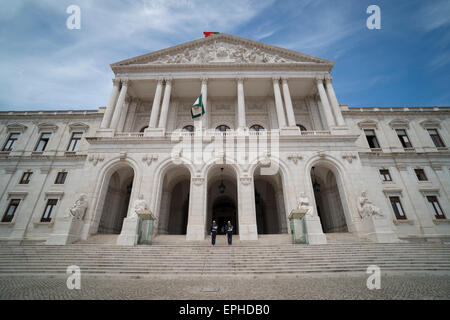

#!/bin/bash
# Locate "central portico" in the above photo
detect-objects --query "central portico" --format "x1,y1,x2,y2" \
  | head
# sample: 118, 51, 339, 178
41, 33, 401, 246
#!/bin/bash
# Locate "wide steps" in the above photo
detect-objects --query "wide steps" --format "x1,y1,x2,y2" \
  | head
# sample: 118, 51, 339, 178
1, 243, 449, 276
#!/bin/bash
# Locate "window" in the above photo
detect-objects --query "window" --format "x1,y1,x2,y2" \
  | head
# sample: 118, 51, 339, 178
379, 169, 392, 182
389, 196, 407, 220
55, 172, 67, 184
427, 129, 446, 148
296, 124, 307, 132
414, 169, 427, 181
19, 171, 33, 184
427, 196, 445, 219
41, 199, 58, 222
215, 125, 230, 132
250, 124, 265, 131
2, 133, 20, 151
34, 133, 51, 152
396, 129, 413, 148
67, 132, 82, 151
182, 125, 194, 132
139, 126, 148, 133
2, 199, 20, 223
364, 130, 380, 149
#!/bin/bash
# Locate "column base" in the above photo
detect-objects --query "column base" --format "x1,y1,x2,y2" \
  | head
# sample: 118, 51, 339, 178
95, 128, 115, 138
280, 127, 301, 136
304, 215, 327, 244
143, 128, 166, 137
186, 225, 205, 241
239, 224, 258, 241
116, 217, 139, 245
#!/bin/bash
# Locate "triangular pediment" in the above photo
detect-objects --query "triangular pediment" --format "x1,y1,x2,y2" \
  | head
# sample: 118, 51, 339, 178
112, 34, 333, 68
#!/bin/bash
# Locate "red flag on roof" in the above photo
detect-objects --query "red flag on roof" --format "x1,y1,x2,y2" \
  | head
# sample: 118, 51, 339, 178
203, 32, 220, 38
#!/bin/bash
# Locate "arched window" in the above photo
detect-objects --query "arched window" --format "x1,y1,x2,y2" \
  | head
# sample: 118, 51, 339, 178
139, 126, 148, 133
296, 124, 307, 132
249, 124, 265, 131
215, 125, 230, 132
182, 125, 194, 132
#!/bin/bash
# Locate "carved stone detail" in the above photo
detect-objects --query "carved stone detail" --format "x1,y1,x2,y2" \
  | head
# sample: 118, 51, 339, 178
342, 153, 357, 164
142, 154, 158, 166
88, 154, 105, 166
287, 153, 303, 164
192, 177, 205, 186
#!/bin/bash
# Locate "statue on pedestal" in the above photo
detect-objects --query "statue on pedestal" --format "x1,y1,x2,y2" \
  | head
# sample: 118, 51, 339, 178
297, 192, 313, 216
131, 194, 148, 218
69, 194, 88, 220
357, 190, 383, 219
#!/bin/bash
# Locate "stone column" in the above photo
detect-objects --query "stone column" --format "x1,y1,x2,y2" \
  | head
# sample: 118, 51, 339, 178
101, 79, 121, 129
281, 78, 296, 127
316, 77, 335, 128
157, 191, 171, 235
158, 78, 172, 130
272, 77, 287, 128
186, 177, 206, 240
117, 97, 131, 133
237, 77, 246, 130
148, 79, 164, 128
110, 79, 129, 130
238, 176, 258, 240
201, 77, 208, 129
324, 76, 345, 126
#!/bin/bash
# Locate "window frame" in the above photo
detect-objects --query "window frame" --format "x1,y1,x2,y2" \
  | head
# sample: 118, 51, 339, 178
182, 125, 194, 132
379, 169, 392, 182
395, 129, 413, 149
389, 196, 407, 220
34, 132, 51, 152
2, 132, 20, 152
66, 132, 83, 152
414, 169, 428, 182
54, 171, 68, 184
2, 199, 20, 223
249, 124, 265, 132
215, 125, 231, 132
41, 199, 58, 223
364, 129, 380, 149
426, 196, 446, 219
19, 171, 33, 184
427, 129, 446, 148
296, 124, 307, 132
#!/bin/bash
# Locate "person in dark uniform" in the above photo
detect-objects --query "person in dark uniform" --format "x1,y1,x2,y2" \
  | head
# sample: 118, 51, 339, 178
226, 221, 233, 245
210, 220, 218, 246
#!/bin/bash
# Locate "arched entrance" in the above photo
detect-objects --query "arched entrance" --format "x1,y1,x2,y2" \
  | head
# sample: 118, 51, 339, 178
157, 165, 191, 235
206, 165, 238, 235
310, 165, 348, 233
253, 167, 287, 234
98, 165, 134, 234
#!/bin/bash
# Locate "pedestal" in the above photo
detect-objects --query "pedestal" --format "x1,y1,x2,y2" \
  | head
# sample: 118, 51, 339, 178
117, 216, 139, 245
46, 216, 85, 245
361, 214, 400, 243
288, 210, 308, 244
136, 210, 156, 245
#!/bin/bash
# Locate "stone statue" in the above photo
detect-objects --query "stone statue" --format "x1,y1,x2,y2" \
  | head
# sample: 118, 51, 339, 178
69, 194, 88, 220
357, 190, 383, 219
297, 192, 313, 216
131, 194, 148, 218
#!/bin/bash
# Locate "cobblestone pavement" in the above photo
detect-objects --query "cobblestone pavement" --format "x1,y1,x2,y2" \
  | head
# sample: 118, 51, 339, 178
0, 273, 449, 300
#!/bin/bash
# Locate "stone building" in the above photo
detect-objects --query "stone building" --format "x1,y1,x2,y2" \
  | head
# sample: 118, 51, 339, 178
0, 34, 449, 245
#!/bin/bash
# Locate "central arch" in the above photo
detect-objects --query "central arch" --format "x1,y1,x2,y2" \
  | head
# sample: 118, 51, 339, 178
206, 165, 239, 235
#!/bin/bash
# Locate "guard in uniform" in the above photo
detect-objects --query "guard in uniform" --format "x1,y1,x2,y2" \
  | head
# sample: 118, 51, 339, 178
210, 220, 218, 246
226, 221, 233, 245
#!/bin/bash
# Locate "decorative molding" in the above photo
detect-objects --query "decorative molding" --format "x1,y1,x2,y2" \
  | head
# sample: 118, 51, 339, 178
419, 119, 441, 129
287, 153, 302, 164
192, 177, 204, 186
7, 191, 28, 200
418, 187, 440, 197
357, 120, 378, 130
6, 123, 27, 133
240, 176, 252, 185
37, 122, 58, 132
44, 191, 64, 200
388, 119, 409, 129
119, 152, 127, 161
88, 154, 105, 166
342, 152, 357, 164
68, 122, 89, 132
382, 188, 403, 198
142, 154, 158, 166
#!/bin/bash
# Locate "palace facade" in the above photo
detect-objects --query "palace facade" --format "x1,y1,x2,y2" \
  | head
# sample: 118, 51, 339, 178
0, 34, 449, 245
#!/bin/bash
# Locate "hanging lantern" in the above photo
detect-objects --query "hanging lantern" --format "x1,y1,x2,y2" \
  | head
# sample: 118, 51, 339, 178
218, 167, 226, 194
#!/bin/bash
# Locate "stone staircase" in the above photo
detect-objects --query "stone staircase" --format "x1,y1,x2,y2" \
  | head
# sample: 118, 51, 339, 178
0, 242, 450, 277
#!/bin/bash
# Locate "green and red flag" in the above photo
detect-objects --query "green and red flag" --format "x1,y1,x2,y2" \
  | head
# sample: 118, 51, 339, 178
203, 32, 220, 38
191, 94, 205, 119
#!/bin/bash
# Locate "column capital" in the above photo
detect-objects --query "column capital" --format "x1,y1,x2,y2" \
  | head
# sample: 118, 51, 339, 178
236, 76, 246, 83
121, 79, 129, 86
315, 75, 325, 83
272, 76, 281, 83
324, 75, 333, 82
200, 76, 208, 83
156, 77, 164, 85
112, 78, 121, 86
164, 77, 173, 83
281, 76, 290, 83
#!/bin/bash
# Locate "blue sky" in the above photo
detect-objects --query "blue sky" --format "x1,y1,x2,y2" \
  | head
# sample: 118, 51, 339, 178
0, 0, 449, 111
